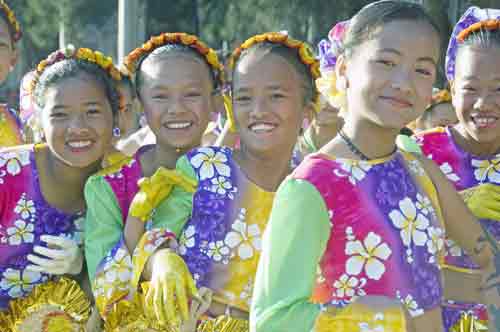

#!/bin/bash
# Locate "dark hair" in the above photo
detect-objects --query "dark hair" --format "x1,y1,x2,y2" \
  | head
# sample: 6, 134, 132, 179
457, 28, 500, 56
0, 10, 16, 49
343, 0, 441, 57
33, 59, 120, 118
119, 73, 137, 100
233, 42, 315, 105
136, 44, 217, 94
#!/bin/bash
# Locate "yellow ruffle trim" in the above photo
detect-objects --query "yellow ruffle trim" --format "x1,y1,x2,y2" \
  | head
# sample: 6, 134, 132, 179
450, 312, 488, 332
197, 315, 249, 332
313, 303, 406, 332
2, 277, 90, 332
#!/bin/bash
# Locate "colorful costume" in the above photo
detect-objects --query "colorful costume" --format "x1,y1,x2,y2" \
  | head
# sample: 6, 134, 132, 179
84, 145, 185, 318
251, 151, 446, 331
0, 145, 89, 330
417, 127, 494, 330
0, 104, 23, 147
173, 146, 275, 331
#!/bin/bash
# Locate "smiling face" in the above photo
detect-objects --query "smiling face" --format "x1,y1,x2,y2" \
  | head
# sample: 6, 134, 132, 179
452, 46, 500, 145
0, 17, 16, 83
232, 52, 309, 157
138, 53, 215, 151
40, 73, 114, 168
338, 19, 440, 130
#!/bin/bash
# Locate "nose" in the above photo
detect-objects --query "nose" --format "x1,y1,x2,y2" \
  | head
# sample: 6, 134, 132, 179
67, 114, 90, 135
249, 96, 268, 119
390, 67, 412, 93
473, 93, 495, 112
167, 97, 188, 115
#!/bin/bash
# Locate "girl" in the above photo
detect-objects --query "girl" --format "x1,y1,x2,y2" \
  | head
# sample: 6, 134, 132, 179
0, 45, 121, 331
416, 6, 500, 331
413, 89, 457, 133
128, 32, 320, 331
84, 32, 223, 330
0, 0, 23, 147
251, 2, 498, 331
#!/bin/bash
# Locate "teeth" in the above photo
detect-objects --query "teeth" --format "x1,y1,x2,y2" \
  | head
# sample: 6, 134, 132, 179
166, 122, 191, 129
474, 116, 497, 126
250, 123, 276, 132
67, 141, 92, 148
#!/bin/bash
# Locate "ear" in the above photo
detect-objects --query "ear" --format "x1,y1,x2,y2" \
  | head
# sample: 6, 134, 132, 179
449, 80, 458, 108
335, 54, 349, 92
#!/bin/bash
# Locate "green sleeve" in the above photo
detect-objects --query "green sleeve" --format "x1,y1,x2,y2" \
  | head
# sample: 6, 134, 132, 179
251, 178, 331, 332
152, 155, 197, 236
84, 175, 124, 282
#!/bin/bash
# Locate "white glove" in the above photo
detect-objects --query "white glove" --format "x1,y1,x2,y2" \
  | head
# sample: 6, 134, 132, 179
26, 235, 83, 275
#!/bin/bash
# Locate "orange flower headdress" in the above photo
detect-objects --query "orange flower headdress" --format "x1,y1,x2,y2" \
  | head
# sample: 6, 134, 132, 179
0, 0, 21, 43
426, 89, 452, 111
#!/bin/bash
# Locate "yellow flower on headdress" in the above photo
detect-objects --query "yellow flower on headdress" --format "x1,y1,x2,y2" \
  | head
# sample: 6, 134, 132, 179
180, 33, 197, 45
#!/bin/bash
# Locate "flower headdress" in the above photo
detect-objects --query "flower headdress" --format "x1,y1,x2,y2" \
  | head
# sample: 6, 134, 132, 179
0, 0, 21, 43
124, 32, 225, 89
445, 6, 500, 81
427, 89, 451, 110
315, 21, 350, 112
227, 32, 321, 132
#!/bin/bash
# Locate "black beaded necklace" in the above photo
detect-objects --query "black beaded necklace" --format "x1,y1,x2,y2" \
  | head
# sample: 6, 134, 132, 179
338, 129, 397, 161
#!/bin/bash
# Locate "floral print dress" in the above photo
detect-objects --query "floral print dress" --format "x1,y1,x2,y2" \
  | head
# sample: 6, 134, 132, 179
0, 145, 83, 310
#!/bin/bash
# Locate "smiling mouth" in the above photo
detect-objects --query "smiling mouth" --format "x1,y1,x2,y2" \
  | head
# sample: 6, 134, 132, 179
249, 123, 277, 133
66, 140, 94, 152
380, 96, 413, 108
471, 115, 499, 128
164, 121, 193, 130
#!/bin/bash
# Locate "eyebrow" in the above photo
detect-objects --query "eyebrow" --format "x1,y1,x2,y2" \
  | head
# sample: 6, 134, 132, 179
52, 101, 102, 110
378, 48, 437, 66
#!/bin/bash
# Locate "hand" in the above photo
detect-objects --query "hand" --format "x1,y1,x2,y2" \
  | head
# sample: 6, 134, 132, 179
144, 249, 199, 327
129, 167, 196, 221
461, 183, 500, 221
179, 287, 213, 332
26, 235, 82, 275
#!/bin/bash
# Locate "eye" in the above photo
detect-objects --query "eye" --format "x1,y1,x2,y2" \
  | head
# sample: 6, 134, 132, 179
271, 92, 286, 100
50, 112, 67, 119
152, 94, 168, 101
87, 108, 101, 116
376, 59, 396, 67
416, 68, 433, 77
235, 95, 251, 103
185, 91, 202, 98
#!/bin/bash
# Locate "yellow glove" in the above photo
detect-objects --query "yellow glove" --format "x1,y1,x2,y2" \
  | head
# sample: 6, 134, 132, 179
461, 183, 500, 221
129, 167, 197, 222
144, 249, 199, 328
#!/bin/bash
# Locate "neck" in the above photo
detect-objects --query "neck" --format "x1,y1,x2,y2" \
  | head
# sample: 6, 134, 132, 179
453, 124, 500, 157
310, 120, 341, 150
341, 116, 399, 160
237, 144, 293, 192
148, 144, 186, 174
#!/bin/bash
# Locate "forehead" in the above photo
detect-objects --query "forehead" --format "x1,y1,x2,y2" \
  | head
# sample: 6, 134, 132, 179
140, 53, 212, 87
44, 75, 108, 105
354, 20, 440, 61
233, 52, 299, 89
455, 46, 500, 80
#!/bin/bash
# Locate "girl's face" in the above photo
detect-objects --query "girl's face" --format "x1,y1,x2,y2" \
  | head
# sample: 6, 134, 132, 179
232, 52, 311, 156
138, 54, 215, 151
451, 46, 500, 144
117, 82, 136, 136
0, 18, 16, 83
338, 20, 439, 130
40, 73, 114, 168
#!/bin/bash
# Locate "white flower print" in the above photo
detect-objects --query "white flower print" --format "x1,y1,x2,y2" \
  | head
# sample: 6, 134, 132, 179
415, 193, 433, 216
6, 220, 34, 245
359, 313, 386, 332
0, 268, 41, 298
240, 278, 253, 305
345, 232, 392, 280
178, 225, 196, 255
445, 239, 463, 257
472, 158, 500, 183
334, 160, 372, 185
206, 241, 231, 264
14, 194, 36, 220
389, 198, 429, 248
397, 291, 424, 317
209, 176, 236, 198
0, 151, 30, 176
408, 159, 425, 177
440, 162, 460, 182
332, 274, 367, 299
103, 248, 132, 287
224, 209, 262, 260
190, 147, 231, 180
426, 227, 444, 264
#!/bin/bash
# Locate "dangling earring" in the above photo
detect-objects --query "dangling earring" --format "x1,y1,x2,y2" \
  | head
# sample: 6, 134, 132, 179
113, 127, 121, 137
175, 147, 182, 153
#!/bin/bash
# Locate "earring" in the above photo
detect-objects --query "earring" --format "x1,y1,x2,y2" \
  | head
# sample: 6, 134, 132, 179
113, 127, 121, 137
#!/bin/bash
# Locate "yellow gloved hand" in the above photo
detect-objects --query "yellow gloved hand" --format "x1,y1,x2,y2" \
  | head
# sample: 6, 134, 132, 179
461, 183, 500, 221
129, 167, 197, 222
144, 249, 199, 328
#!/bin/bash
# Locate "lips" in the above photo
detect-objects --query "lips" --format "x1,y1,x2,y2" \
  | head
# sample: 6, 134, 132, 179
66, 139, 94, 152
380, 96, 413, 108
471, 114, 499, 129
248, 122, 277, 133
163, 121, 193, 130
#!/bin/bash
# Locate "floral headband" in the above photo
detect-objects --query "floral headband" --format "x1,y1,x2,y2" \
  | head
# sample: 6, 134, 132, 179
426, 89, 451, 111
229, 32, 320, 108
30, 45, 122, 94
124, 32, 224, 89
445, 6, 500, 81
0, 0, 21, 43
